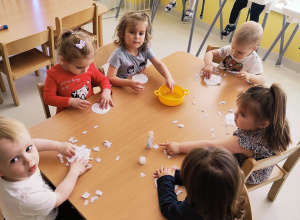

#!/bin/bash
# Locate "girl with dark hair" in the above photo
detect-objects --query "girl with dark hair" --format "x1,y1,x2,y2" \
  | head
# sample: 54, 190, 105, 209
154, 147, 246, 220
161, 83, 291, 184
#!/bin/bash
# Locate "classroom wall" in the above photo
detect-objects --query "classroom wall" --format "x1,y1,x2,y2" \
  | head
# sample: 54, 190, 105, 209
161, 0, 300, 63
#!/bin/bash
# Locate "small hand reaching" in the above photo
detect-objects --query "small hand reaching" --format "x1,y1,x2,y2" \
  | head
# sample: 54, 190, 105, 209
159, 141, 180, 156
96, 88, 114, 109
153, 166, 176, 178
236, 71, 251, 82
202, 65, 214, 79
57, 142, 76, 158
130, 81, 144, 92
166, 77, 176, 93
69, 98, 91, 109
70, 157, 92, 176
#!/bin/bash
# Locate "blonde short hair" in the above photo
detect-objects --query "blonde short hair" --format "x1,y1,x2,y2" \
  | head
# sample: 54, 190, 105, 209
0, 117, 28, 143
233, 21, 263, 47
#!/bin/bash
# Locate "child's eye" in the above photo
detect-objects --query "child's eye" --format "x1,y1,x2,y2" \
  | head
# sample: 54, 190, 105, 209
26, 145, 32, 152
139, 32, 144, 36
129, 31, 134, 34
10, 157, 18, 163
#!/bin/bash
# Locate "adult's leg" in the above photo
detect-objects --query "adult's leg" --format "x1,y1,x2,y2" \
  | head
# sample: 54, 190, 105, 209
229, 0, 248, 24
249, 3, 265, 22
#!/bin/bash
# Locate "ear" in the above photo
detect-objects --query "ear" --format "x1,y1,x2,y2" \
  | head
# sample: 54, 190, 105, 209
252, 46, 258, 52
258, 120, 269, 129
60, 57, 66, 63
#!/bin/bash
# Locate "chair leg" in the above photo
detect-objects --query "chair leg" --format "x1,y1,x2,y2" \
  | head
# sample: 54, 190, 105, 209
267, 178, 287, 202
0, 92, 3, 104
0, 73, 6, 92
7, 74, 19, 106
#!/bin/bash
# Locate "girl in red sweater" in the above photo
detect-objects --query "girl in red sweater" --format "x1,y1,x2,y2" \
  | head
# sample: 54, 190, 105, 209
44, 30, 113, 113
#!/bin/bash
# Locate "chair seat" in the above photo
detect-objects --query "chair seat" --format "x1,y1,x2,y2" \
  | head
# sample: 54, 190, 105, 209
247, 164, 285, 192
0, 49, 52, 80
283, 1, 300, 20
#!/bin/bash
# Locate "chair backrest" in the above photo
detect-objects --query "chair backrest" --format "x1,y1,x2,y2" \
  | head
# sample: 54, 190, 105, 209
93, 42, 118, 74
55, 3, 99, 47
241, 142, 300, 201
205, 44, 224, 64
37, 83, 51, 119
0, 27, 54, 57
239, 185, 252, 220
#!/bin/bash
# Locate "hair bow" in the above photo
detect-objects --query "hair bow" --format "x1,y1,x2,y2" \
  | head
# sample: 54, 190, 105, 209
75, 40, 85, 49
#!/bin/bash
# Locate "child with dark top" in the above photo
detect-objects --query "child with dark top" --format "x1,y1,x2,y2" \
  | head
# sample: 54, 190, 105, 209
154, 147, 246, 220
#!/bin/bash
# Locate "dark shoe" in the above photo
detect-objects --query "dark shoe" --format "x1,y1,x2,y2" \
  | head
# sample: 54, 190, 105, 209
165, 2, 177, 12
221, 24, 236, 36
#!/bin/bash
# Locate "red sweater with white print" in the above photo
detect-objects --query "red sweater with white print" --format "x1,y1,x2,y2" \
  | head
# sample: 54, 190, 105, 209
44, 62, 111, 113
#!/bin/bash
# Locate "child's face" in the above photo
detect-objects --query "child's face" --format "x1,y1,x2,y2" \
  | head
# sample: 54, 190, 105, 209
123, 20, 147, 52
234, 104, 262, 131
61, 56, 94, 75
0, 131, 39, 182
230, 39, 257, 60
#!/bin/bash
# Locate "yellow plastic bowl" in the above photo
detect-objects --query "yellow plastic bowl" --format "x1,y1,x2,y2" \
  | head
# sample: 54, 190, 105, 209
154, 85, 189, 106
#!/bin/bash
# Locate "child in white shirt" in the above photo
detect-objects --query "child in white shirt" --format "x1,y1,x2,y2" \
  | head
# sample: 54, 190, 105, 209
203, 21, 266, 85
0, 117, 92, 220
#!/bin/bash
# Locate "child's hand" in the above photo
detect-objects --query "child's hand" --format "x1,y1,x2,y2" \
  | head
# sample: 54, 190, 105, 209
202, 64, 214, 79
70, 157, 92, 176
153, 166, 176, 178
166, 77, 176, 93
130, 81, 144, 92
236, 71, 251, 82
69, 98, 91, 109
159, 141, 180, 155
57, 142, 76, 158
96, 88, 114, 109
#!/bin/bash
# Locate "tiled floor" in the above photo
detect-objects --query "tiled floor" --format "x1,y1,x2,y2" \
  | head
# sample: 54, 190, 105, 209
0, 6, 299, 220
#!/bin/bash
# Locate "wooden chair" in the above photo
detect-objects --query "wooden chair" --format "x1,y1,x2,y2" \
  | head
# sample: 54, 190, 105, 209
92, 42, 117, 93
55, 3, 99, 48
241, 142, 300, 201
205, 44, 224, 64
93, 42, 118, 75
37, 83, 51, 119
0, 26, 55, 106
240, 185, 253, 220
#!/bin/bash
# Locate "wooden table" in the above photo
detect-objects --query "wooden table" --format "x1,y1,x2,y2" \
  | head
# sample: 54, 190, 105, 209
29, 52, 251, 219
0, 0, 108, 46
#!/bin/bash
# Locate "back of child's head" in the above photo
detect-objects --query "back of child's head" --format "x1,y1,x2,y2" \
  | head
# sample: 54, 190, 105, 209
237, 83, 291, 153
181, 147, 245, 220
233, 21, 263, 48
0, 117, 28, 144
57, 30, 96, 62
114, 11, 152, 51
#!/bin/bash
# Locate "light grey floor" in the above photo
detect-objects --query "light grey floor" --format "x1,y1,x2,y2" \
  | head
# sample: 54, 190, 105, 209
0, 7, 299, 220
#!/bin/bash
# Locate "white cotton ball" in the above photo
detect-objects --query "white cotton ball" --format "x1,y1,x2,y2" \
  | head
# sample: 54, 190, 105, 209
139, 156, 146, 165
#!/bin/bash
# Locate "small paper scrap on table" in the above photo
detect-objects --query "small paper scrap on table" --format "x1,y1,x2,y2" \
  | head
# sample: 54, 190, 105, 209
132, 73, 148, 84
204, 74, 222, 86
225, 113, 236, 126
91, 103, 111, 114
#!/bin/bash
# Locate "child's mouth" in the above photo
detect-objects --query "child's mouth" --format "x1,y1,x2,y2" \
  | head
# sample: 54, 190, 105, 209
28, 165, 36, 172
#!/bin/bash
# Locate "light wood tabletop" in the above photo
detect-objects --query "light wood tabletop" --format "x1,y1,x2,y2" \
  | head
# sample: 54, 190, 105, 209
0, 0, 108, 45
29, 51, 251, 219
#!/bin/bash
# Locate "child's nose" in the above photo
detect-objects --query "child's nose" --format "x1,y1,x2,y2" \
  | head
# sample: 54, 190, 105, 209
23, 155, 32, 164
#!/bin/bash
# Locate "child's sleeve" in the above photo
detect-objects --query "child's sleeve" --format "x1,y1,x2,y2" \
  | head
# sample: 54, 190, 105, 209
90, 63, 111, 91
157, 175, 199, 219
217, 45, 231, 57
107, 49, 121, 69
146, 47, 155, 60
44, 69, 70, 107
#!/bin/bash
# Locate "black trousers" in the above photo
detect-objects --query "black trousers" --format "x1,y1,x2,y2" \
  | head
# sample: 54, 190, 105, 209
229, 0, 265, 24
